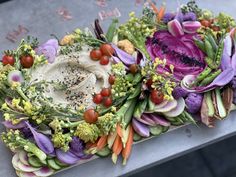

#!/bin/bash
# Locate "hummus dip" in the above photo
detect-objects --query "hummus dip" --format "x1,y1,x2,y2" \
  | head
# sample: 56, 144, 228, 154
31, 46, 111, 109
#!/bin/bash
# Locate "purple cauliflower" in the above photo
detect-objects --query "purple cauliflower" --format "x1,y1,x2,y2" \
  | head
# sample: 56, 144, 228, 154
183, 12, 197, 21
172, 86, 189, 99
185, 93, 203, 114
163, 13, 176, 23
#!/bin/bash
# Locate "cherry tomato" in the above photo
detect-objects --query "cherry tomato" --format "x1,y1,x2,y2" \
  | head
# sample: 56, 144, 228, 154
2, 55, 15, 66
90, 49, 102, 61
103, 97, 112, 107
93, 93, 103, 104
108, 75, 116, 85
129, 64, 138, 74
150, 90, 164, 104
200, 20, 211, 27
100, 44, 114, 57
146, 79, 153, 89
100, 88, 111, 97
84, 109, 99, 123
99, 55, 110, 65
20, 55, 34, 68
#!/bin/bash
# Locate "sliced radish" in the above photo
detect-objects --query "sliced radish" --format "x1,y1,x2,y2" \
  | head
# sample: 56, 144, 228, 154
154, 100, 168, 109
33, 167, 54, 177
12, 153, 20, 171
17, 161, 40, 172
18, 171, 37, 177
149, 114, 170, 126
164, 98, 186, 117
19, 150, 29, 166
155, 99, 177, 113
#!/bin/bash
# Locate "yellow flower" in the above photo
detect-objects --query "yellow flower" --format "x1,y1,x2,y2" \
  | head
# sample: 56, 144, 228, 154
22, 100, 33, 115
11, 82, 20, 89
12, 98, 21, 108
3, 113, 10, 120
169, 64, 174, 73
1, 103, 9, 110
129, 12, 135, 17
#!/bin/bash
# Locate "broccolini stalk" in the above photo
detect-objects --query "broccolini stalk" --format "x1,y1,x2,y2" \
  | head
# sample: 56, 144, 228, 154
215, 88, 227, 119
1, 130, 47, 161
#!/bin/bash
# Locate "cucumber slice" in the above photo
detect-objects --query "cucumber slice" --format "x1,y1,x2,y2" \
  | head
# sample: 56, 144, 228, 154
55, 159, 69, 167
28, 156, 43, 168
47, 159, 61, 170
150, 125, 163, 136
171, 121, 184, 126
96, 146, 111, 157
133, 133, 142, 142
162, 126, 169, 133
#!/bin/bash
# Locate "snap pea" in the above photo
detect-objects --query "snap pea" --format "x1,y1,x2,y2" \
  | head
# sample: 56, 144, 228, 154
204, 39, 215, 59
215, 40, 224, 66
132, 72, 142, 84
106, 18, 119, 42
183, 111, 197, 124
194, 67, 212, 85
133, 97, 148, 119
204, 57, 217, 69
124, 98, 137, 128
206, 34, 218, 52
127, 83, 141, 100
147, 96, 156, 112
194, 39, 206, 53
199, 69, 221, 86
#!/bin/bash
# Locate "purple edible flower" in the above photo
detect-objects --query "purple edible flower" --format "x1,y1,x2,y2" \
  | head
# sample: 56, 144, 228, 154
35, 39, 59, 63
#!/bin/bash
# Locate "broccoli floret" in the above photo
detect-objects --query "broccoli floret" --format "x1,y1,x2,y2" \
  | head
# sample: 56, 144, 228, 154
97, 113, 117, 134
52, 132, 72, 152
74, 122, 100, 143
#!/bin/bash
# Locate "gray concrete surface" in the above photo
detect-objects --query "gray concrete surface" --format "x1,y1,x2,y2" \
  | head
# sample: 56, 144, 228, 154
1, 0, 236, 177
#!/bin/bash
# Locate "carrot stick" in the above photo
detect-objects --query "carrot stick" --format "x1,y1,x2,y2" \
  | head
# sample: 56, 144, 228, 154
112, 135, 123, 155
158, 5, 166, 21
150, 2, 159, 15
97, 135, 108, 150
122, 126, 134, 165
112, 135, 123, 164
116, 124, 123, 138
86, 142, 97, 149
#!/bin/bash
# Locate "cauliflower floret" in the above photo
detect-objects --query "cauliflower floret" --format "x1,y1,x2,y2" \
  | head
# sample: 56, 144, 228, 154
172, 86, 189, 99
117, 39, 135, 55
185, 93, 203, 113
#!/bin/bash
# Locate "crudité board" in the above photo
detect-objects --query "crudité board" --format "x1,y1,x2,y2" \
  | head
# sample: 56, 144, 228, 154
1, 1, 236, 176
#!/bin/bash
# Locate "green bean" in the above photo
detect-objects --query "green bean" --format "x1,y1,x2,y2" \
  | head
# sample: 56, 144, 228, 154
204, 39, 215, 59
206, 34, 218, 52
194, 67, 212, 85
124, 98, 137, 128
106, 18, 119, 42
194, 39, 206, 53
204, 57, 217, 69
199, 69, 221, 86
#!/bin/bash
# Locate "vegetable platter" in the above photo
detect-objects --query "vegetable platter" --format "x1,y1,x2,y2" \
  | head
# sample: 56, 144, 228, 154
1, 1, 236, 176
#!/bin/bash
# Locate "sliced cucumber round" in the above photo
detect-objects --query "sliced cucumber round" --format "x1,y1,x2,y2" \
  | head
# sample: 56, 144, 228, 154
47, 159, 62, 170
150, 125, 163, 136
28, 156, 43, 168
96, 146, 111, 157
133, 133, 142, 142
55, 158, 69, 167
161, 126, 169, 133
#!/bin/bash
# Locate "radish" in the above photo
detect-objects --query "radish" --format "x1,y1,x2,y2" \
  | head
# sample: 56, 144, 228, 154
155, 99, 177, 113
19, 150, 29, 166
17, 161, 40, 172
12, 153, 20, 171
138, 114, 156, 126
149, 114, 170, 126
164, 98, 185, 117
154, 100, 168, 109
33, 167, 54, 177
18, 171, 37, 177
